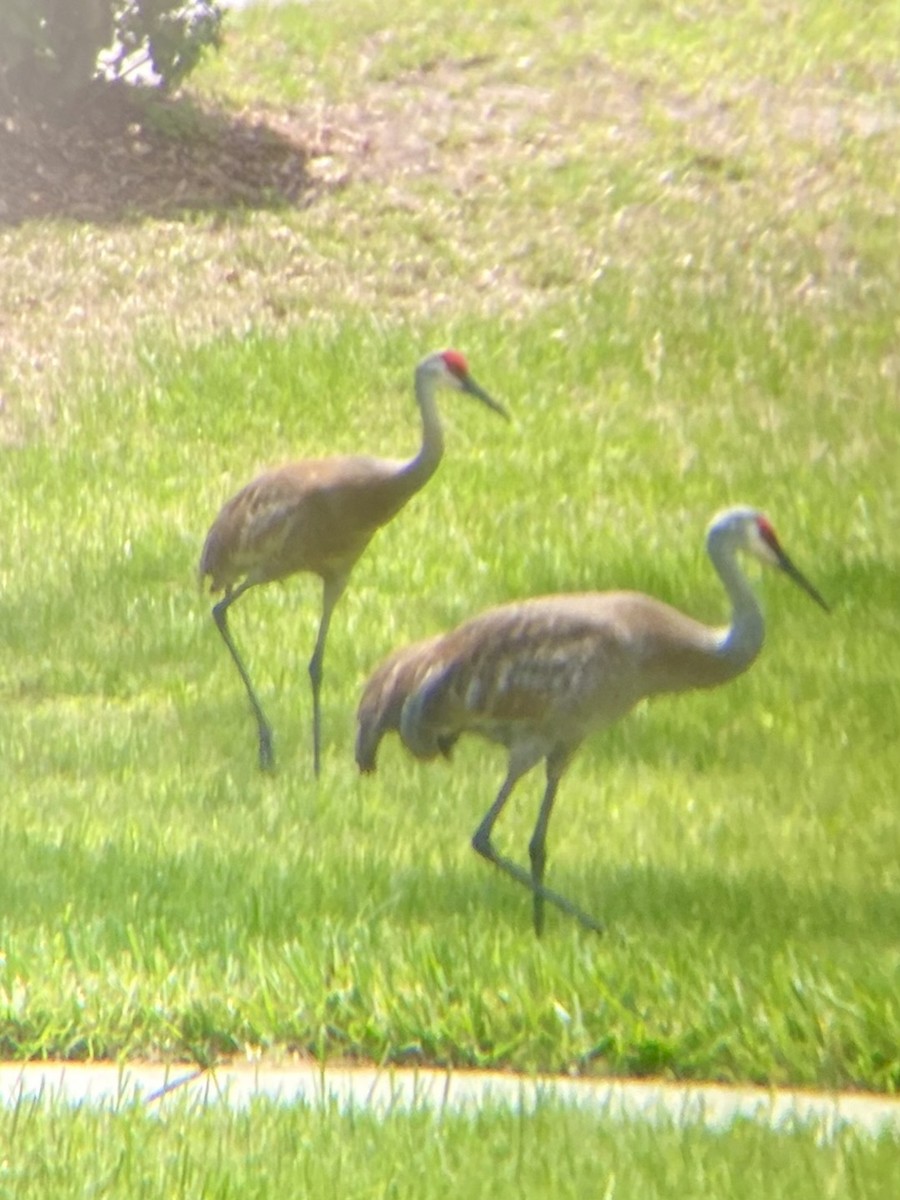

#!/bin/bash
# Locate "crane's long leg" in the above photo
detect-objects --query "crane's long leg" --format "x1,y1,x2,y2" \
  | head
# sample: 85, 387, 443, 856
471, 762, 603, 936
308, 574, 348, 779
528, 750, 574, 936
212, 585, 275, 772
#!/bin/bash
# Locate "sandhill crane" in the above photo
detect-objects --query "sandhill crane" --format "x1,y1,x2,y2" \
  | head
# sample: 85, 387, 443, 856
200, 349, 506, 775
356, 506, 829, 934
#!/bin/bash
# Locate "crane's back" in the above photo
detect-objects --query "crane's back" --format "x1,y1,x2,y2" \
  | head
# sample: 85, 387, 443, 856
398, 591, 735, 759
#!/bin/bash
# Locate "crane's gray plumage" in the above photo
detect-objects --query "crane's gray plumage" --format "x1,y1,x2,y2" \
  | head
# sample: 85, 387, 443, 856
200, 349, 505, 775
356, 506, 829, 934
355, 634, 457, 773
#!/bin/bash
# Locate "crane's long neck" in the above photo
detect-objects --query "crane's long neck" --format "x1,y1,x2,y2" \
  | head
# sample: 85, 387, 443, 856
708, 534, 766, 681
397, 367, 444, 491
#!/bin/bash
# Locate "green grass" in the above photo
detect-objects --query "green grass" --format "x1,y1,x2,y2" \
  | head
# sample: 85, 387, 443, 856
1, 1096, 898, 1199
0, 0, 898, 1096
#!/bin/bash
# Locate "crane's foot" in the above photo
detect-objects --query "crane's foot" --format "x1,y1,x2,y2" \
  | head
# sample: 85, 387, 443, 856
535, 898, 604, 937
473, 835, 604, 936
531, 887, 604, 936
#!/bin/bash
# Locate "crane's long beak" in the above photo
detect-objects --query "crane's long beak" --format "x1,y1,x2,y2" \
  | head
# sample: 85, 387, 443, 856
777, 548, 830, 613
464, 376, 509, 420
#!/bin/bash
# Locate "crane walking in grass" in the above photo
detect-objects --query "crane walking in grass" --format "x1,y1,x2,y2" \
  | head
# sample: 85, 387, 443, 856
200, 349, 506, 775
356, 507, 830, 934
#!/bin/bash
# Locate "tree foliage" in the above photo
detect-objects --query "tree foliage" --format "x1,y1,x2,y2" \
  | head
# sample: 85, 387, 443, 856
0, 0, 223, 105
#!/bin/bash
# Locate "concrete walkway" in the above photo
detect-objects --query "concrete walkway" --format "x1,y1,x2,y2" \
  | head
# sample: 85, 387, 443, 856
1, 1061, 898, 1136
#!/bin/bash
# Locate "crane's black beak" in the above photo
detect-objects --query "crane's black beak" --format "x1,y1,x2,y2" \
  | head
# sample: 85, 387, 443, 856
777, 549, 830, 613
464, 376, 509, 420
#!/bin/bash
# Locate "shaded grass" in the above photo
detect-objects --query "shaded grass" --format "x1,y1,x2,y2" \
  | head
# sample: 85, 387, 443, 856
0, 0, 898, 1091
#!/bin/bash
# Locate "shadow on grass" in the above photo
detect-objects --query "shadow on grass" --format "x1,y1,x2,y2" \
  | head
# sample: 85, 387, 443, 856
400, 858, 900, 950
0, 81, 312, 227
2, 829, 897, 952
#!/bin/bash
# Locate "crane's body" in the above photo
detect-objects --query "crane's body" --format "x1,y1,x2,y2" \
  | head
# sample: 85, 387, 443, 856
200, 349, 506, 774
200, 454, 432, 593
356, 507, 829, 934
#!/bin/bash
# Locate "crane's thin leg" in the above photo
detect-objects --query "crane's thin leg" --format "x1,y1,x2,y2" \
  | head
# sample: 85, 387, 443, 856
308, 575, 347, 779
472, 762, 603, 936
212, 586, 275, 772
528, 750, 572, 936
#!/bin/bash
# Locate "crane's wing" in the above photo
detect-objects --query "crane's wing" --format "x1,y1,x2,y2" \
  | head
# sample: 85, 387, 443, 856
200, 457, 407, 591
397, 597, 647, 756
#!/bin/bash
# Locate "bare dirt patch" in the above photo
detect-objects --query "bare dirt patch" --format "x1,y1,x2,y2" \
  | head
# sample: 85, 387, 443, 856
0, 84, 311, 226
0, 58, 645, 227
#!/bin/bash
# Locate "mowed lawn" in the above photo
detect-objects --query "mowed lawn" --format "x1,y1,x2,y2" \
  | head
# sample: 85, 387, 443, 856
1, 0, 898, 1108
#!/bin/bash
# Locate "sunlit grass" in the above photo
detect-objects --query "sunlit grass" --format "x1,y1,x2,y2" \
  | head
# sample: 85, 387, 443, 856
1, 1096, 897, 1200
1, 295, 896, 1084
201, 0, 900, 103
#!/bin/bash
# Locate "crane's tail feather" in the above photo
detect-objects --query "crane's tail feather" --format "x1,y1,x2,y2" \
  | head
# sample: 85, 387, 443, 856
355, 635, 449, 773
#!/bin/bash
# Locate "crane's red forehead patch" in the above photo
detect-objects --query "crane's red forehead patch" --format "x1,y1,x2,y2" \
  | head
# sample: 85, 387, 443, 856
756, 514, 780, 547
442, 349, 470, 378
